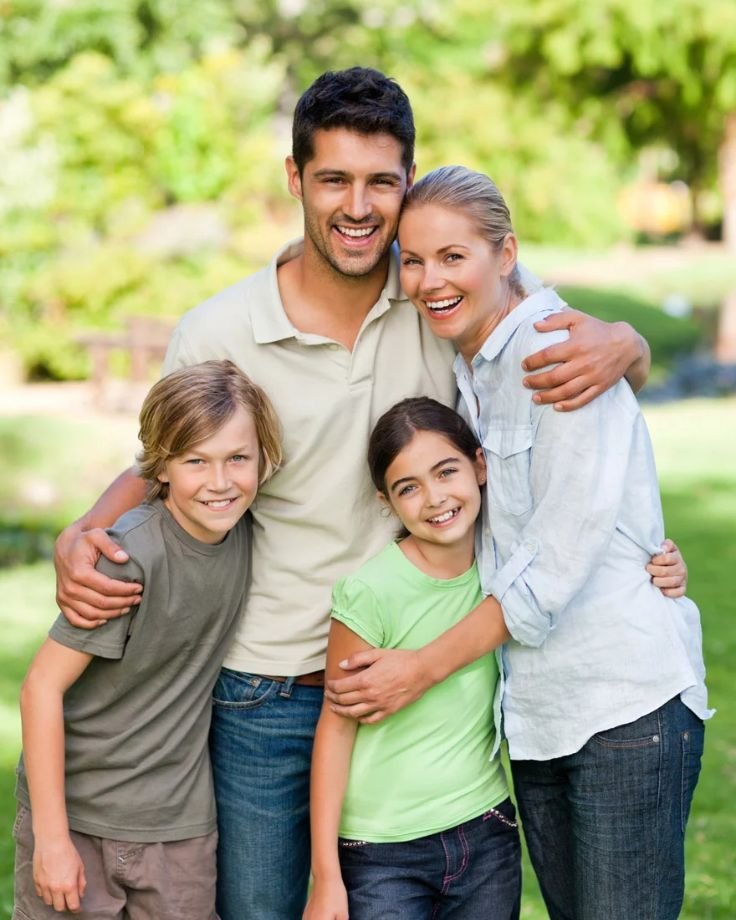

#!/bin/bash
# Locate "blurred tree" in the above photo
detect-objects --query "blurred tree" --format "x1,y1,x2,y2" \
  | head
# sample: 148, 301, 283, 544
444, 0, 736, 247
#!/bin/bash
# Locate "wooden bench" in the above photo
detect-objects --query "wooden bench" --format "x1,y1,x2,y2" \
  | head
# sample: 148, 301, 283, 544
76, 315, 175, 408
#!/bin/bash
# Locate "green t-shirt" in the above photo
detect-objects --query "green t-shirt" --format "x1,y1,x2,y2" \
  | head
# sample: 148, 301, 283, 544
332, 541, 508, 843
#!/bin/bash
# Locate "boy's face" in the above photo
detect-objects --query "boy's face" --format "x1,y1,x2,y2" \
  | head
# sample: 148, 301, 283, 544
286, 127, 415, 280
158, 406, 260, 544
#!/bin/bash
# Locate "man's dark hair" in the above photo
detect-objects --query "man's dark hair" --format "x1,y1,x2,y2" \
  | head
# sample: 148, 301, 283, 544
292, 67, 415, 175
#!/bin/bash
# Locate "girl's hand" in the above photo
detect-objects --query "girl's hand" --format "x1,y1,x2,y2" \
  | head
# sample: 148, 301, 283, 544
303, 878, 349, 920
33, 836, 87, 913
647, 539, 688, 598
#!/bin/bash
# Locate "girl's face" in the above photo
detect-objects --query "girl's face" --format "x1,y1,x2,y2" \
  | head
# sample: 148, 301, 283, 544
380, 429, 486, 557
158, 405, 260, 544
399, 203, 518, 362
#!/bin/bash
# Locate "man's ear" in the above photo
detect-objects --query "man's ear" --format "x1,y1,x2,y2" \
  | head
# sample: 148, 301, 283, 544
285, 155, 303, 201
405, 162, 417, 190
474, 447, 487, 486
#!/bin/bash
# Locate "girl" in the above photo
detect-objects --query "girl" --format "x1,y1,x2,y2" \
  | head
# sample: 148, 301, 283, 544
304, 398, 520, 920
395, 166, 713, 920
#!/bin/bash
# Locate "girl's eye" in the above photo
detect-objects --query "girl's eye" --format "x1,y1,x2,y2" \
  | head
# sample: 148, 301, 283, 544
397, 483, 417, 497
438, 467, 457, 478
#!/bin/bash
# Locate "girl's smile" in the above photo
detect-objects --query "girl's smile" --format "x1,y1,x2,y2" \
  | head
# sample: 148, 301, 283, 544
399, 203, 520, 363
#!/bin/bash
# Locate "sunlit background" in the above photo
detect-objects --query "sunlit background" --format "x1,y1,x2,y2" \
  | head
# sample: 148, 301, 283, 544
1, 2, 734, 916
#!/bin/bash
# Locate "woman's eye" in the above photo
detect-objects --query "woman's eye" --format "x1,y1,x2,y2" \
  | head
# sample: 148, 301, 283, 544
401, 257, 420, 267
445, 253, 463, 263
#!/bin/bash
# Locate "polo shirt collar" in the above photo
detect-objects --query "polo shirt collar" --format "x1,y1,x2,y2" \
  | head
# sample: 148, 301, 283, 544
251, 239, 404, 345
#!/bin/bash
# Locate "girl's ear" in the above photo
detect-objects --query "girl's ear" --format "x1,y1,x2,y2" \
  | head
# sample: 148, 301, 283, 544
474, 447, 487, 486
376, 490, 394, 517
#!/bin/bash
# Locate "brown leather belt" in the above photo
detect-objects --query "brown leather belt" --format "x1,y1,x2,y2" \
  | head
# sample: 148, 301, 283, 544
262, 670, 325, 687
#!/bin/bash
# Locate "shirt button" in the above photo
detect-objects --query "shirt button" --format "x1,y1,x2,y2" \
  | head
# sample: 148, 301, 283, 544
652, 734, 660, 743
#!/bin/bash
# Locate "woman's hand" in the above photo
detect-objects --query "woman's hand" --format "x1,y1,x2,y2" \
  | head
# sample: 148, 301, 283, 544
325, 648, 429, 724
33, 836, 86, 913
54, 522, 141, 628
647, 539, 688, 598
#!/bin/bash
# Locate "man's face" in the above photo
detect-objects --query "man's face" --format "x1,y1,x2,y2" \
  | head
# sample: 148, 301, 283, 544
286, 128, 415, 280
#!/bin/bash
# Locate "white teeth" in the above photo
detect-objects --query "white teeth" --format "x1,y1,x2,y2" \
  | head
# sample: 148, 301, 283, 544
204, 499, 233, 508
337, 226, 375, 238
426, 296, 462, 311
428, 508, 458, 524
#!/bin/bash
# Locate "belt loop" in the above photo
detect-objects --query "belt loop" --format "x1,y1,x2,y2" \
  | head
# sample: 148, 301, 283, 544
279, 676, 296, 699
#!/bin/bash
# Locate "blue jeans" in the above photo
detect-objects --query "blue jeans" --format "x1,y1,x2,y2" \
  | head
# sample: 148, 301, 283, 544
209, 668, 323, 920
511, 696, 705, 920
338, 798, 521, 919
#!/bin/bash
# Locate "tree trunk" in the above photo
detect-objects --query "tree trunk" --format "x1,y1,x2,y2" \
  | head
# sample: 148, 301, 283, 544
719, 112, 736, 252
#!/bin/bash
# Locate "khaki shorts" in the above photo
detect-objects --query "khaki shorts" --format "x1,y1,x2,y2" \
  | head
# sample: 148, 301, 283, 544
13, 803, 218, 920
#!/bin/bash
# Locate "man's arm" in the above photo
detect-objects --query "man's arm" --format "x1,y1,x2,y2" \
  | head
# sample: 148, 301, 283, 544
522, 310, 650, 410
54, 468, 146, 628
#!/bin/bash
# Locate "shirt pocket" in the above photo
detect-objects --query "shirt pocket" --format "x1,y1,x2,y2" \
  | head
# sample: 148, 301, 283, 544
483, 426, 533, 516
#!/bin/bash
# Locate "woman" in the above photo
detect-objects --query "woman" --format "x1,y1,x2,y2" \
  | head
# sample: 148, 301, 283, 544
395, 165, 712, 920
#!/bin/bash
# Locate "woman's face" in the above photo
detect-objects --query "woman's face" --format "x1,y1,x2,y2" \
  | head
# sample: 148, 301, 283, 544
399, 203, 518, 362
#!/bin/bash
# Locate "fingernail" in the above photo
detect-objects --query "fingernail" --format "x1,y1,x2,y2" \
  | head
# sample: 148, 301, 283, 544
532, 393, 542, 403
113, 550, 127, 561
339, 659, 348, 667
553, 403, 563, 411
521, 361, 529, 371
121, 607, 130, 615
522, 378, 531, 388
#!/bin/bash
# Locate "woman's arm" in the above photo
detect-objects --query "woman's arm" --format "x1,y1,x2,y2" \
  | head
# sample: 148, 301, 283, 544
304, 620, 373, 920
21, 639, 92, 914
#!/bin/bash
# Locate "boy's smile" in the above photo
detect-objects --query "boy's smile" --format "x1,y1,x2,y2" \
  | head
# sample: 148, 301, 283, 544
158, 406, 260, 544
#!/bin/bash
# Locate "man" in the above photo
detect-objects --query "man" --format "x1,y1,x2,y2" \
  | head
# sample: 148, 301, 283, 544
55, 68, 673, 919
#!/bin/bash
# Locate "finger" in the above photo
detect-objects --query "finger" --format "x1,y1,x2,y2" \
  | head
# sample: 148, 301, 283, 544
337, 649, 381, 671
57, 600, 134, 629
649, 575, 685, 588
533, 312, 576, 332
52, 889, 67, 911
660, 538, 678, 553
62, 568, 143, 601
648, 550, 680, 566
329, 702, 379, 720
661, 586, 686, 598
324, 688, 376, 707
359, 710, 389, 725
522, 342, 573, 373
65, 887, 82, 913
545, 385, 603, 412
79, 865, 87, 897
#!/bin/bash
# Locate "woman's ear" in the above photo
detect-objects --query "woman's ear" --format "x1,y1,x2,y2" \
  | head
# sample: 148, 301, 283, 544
474, 447, 487, 486
500, 233, 519, 279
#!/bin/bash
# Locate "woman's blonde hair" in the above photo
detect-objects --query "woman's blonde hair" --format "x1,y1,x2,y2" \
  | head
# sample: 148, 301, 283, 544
403, 165, 536, 300
137, 360, 282, 501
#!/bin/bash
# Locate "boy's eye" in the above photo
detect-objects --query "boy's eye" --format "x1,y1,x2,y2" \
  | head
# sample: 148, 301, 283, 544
184, 458, 204, 465
231, 454, 248, 462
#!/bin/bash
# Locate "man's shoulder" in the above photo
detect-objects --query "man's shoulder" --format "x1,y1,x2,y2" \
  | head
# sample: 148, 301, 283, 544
180, 263, 272, 332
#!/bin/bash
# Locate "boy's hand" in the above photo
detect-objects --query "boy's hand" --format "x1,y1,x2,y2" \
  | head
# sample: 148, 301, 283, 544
326, 648, 429, 723
522, 311, 645, 410
33, 836, 87, 913
55, 522, 142, 628
303, 878, 349, 920
647, 539, 688, 598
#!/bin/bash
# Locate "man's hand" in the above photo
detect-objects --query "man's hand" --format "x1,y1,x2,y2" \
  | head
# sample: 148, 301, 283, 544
325, 648, 429, 724
54, 522, 142, 629
647, 539, 688, 598
522, 310, 648, 410
33, 836, 86, 913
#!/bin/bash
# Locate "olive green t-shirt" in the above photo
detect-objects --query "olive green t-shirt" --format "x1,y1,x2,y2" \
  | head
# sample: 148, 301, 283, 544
332, 542, 508, 843
16, 500, 249, 842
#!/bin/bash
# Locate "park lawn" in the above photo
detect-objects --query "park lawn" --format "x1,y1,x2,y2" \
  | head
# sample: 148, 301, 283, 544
0, 397, 734, 917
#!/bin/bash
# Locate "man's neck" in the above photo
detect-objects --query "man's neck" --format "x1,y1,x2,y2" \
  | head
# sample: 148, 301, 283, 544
277, 245, 391, 351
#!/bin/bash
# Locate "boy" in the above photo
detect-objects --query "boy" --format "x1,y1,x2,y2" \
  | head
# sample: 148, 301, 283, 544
13, 360, 281, 918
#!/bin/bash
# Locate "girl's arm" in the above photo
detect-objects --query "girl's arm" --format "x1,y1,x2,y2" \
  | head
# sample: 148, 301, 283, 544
304, 620, 373, 920
20, 638, 93, 914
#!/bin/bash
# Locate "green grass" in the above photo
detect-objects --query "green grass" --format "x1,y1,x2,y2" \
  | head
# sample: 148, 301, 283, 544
1, 399, 734, 916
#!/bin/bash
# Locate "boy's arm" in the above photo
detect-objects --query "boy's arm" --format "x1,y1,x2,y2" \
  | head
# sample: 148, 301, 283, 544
522, 310, 650, 410
54, 468, 146, 628
304, 621, 371, 920
20, 638, 93, 913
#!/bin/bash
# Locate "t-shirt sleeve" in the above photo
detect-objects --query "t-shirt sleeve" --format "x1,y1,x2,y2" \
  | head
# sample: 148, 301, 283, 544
330, 576, 385, 648
49, 553, 145, 660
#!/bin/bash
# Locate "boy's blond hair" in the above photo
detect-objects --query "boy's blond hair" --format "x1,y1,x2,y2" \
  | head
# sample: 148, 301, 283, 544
137, 360, 282, 501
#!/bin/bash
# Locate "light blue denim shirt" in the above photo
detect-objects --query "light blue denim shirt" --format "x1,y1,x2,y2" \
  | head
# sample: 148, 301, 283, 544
455, 287, 713, 760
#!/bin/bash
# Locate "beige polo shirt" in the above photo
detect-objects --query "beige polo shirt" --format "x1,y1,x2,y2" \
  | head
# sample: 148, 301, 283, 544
162, 240, 456, 675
